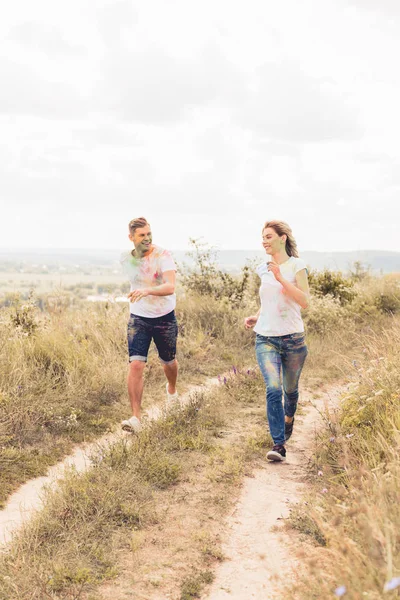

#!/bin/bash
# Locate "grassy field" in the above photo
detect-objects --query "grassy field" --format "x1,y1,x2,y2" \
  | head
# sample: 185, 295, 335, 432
286, 317, 400, 600
0, 261, 399, 598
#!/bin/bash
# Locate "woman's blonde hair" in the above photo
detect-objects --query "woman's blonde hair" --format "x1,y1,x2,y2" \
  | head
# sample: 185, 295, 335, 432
262, 220, 299, 258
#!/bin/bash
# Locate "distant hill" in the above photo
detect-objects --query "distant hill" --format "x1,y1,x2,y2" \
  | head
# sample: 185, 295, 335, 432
0, 248, 399, 274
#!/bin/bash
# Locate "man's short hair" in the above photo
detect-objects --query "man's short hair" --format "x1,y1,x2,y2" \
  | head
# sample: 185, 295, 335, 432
129, 217, 149, 234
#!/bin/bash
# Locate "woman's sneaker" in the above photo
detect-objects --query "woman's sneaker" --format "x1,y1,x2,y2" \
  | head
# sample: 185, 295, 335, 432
267, 444, 286, 462
121, 416, 142, 433
285, 417, 294, 441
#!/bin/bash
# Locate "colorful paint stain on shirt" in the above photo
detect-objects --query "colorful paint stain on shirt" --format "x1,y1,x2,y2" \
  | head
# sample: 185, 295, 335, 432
254, 256, 307, 336
121, 245, 177, 318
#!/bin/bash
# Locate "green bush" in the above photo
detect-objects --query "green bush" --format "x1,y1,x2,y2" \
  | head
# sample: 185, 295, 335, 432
308, 268, 356, 305
181, 239, 251, 307
303, 294, 349, 335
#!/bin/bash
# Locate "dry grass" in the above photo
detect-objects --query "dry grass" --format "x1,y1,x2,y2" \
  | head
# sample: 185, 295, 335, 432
285, 316, 400, 599
0, 294, 252, 507
0, 369, 269, 599
1, 272, 399, 598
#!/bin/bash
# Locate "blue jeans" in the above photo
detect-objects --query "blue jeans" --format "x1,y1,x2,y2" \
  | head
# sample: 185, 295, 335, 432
256, 332, 308, 446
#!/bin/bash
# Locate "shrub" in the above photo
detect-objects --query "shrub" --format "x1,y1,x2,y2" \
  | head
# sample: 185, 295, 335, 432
303, 294, 349, 335
350, 275, 400, 318
181, 238, 251, 307
308, 269, 356, 305
9, 293, 40, 335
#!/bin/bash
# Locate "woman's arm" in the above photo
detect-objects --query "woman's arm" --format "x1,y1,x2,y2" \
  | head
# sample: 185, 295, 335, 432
268, 263, 310, 309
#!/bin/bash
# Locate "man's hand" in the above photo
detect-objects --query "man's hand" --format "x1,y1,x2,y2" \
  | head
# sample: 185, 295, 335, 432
267, 261, 283, 282
244, 315, 258, 329
128, 288, 150, 302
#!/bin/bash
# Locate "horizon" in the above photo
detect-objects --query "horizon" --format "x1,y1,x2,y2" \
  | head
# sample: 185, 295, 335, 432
0, 246, 399, 255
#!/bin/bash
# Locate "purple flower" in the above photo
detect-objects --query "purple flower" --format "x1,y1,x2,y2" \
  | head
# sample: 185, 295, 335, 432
318, 470, 323, 477
247, 369, 250, 375
334, 585, 347, 597
223, 377, 227, 385
329, 437, 336, 443
218, 375, 221, 382
384, 577, 400, 592
321, 488, 328, 494
233, 366, 237, 375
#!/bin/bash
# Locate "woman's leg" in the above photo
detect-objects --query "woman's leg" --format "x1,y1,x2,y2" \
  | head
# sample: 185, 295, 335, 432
282, 335, 308, 420
255, 336, 285, 446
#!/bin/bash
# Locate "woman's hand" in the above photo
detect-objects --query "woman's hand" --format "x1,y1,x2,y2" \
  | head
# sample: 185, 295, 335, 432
244, 315, 258, 329
267, 261, 283, 282
128, 288, 150, 302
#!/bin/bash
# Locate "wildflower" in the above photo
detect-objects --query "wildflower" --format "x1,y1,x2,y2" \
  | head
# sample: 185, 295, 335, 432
321, 488, 328, 494
346, 434, 354, 439
384, 577, 400, 592
329, 437, 336, 443
247, 369, 250, 375
318, 470, 323, 477
223, 377, 227, 385
218, 375, 221, 382
233, 366, 237, 375
334, 585, 347, 597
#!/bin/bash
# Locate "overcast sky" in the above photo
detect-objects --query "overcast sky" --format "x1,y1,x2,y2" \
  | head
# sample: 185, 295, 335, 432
1, 0, 399, 253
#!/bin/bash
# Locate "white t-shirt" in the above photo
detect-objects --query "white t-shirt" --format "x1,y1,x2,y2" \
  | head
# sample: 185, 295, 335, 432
120, 245, 177, 318
253, 257, 307, 337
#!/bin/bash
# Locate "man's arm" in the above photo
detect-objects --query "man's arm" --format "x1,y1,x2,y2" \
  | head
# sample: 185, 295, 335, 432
128, 270, 176, 302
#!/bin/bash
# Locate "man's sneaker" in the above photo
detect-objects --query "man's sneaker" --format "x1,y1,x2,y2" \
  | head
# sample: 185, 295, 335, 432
285, 417, 295, 441
166, 382, 179, 403
267, 444, 286, 462
121, 416, 142, 433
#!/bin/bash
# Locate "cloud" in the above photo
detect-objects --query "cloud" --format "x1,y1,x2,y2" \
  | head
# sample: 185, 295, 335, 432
346, 0, 400, 17
237, 60, 363, 142
0, 57, 88, 118
96, 44, 244, 124
95, 0, 138, 46
7, 21, 87, 56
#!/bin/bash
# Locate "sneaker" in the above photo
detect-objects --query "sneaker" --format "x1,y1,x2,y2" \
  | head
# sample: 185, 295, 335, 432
285, 417, 295, 441
267, 444, 286, 462
121, 416, 142, 433
166, 382, 179, 403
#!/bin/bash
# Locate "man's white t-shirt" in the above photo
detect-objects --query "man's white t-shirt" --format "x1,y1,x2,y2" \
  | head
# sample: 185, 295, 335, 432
253, 257, 307, 337
120, 245, 177, 318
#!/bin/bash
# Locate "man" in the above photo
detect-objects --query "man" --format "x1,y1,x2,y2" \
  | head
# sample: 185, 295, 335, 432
120, 217, 178, 433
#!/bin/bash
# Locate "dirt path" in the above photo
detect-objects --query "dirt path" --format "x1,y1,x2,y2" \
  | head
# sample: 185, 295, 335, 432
203, 384, 343, 600
0, 379, 219, 547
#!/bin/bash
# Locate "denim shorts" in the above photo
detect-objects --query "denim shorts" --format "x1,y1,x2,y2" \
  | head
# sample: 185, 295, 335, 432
127, 310, 178, 364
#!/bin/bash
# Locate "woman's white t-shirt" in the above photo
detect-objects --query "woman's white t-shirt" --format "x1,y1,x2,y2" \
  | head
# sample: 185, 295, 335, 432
120, 245, 177, 318
254, 257, 307, 337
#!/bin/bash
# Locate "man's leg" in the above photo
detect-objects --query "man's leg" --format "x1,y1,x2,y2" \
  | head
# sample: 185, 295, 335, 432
127, 360, 146, 419
153, 313, 179, 396
162, 359, 178, 395
126, 314, 151, 422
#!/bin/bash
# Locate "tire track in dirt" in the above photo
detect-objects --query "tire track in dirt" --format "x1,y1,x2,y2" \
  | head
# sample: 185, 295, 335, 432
0, 378, 219, 547
203, 384, 344, 600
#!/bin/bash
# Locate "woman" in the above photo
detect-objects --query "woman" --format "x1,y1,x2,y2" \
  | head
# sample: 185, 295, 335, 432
245, 220, 310, 461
